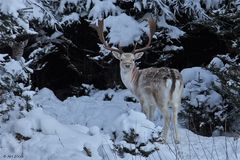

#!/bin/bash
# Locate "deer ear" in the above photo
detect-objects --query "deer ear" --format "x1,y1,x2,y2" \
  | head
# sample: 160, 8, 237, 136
112, 51, 121, 60
8, 41, 14, 48
134, 52, 144, 60
22, 39, 28, 46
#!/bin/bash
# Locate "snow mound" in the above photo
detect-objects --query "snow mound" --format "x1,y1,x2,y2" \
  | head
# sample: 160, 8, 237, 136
1, 107, 113, 160
113, 109, 154, 134
0, 88, 240, 160
33, 88, 146, 134
12, 108, 71, 136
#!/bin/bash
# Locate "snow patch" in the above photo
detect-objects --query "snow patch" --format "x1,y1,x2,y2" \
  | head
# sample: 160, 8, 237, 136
88, 0, 121, 20
103, 13, 148, 46
0, 0, 26, 17
60, 13, 80, 25
209, 57, 224, 68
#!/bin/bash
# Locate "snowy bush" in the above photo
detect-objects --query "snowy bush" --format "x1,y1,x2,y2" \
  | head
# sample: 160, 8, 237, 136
209, 55, 240, 134
180, 56, 240, 136
0, 55, 34, 122
111, 110, 162, 157
114, 128, 160, 157
180, 66, 226, 136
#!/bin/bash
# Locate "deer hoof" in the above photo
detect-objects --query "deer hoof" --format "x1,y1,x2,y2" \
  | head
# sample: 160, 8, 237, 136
174, 139, 180, 144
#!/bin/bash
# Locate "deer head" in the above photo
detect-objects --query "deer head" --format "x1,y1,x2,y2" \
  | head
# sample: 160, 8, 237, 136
9, 39, 28, 61
96, 18, 156, 72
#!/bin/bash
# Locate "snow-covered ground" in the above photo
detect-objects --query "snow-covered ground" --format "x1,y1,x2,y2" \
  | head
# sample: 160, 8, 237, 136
0, 87, 239, 160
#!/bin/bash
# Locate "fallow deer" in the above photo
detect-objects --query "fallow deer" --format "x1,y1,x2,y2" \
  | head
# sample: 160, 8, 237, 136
96, 18, 183, 143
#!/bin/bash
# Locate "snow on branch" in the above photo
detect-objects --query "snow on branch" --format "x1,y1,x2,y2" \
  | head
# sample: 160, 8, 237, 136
58, 0, 84, 13
0, 0, 27, 18
102, 13, 147, 47
183, 0, 223, 20
88, 0, 122, 20
157, 15, 185, 39
60, 12, 80, 25
202, 0, 223, 10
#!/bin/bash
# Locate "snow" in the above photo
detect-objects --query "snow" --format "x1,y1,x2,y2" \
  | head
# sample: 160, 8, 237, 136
237, 0, 240, 10
1, 1, 239, 159
88, 0, 121, 20
134, 2, 142, 11
203, 0, 223, 10
0, 0, 189, 48
181, 67, 220, 88
50, 31, 63, 39
163, 45, 183, 51
0, 0, 38, 34
32, 88, 142, 134
209, 57, 224, 68
0, 0, 26, 18
58, 0, 83, 13
4, 59, 28, 80
102, 13, 148, 47
0, 54, 8, 61
1, 107, 112, 160
181, 67, 222, 107
1, 87, 239, 160
60, 13, 80, 25
183, 0, 210, 19
91, 13, 158, 47
158, 15, 185, 39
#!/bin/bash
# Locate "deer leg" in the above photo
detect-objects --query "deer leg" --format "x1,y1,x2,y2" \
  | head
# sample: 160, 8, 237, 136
149, 104, 156, 121
141, 91, 156, 121
173, 103, 180, 144
142, 103, 150, 119
160, 105, 170, 143
140, 99, 149, 119
142, 103, 156, 121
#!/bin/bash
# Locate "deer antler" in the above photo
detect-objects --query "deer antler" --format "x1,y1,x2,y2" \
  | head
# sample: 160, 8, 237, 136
133, 18, 156, 53
96, 19, 123, 53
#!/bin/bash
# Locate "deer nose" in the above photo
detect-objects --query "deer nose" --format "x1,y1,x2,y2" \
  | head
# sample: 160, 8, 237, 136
125, 64, 131, 68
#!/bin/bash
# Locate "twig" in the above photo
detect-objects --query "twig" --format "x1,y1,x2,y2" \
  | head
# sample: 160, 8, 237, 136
212, 137, 220, 160
186, 130, 201, 160
155, 150, 163, 160
55, 131, 64, 148
225, 136, 229, 160
196, 134, 211, 160
166, 143, 177, 158
102, 144, 111, 160
225, 137, 239, 160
